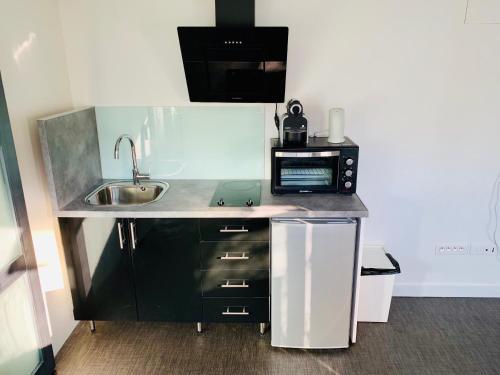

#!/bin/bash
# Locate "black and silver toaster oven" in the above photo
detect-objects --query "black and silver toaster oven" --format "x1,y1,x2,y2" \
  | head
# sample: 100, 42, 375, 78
271, 137, 359, 194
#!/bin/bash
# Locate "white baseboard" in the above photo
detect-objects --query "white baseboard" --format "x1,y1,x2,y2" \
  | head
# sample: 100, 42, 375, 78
393, 282, 500, 297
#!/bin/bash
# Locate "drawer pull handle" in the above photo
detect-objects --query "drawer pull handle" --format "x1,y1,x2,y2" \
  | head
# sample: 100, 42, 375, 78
219, 226, 248, 233
220, 280, 249, 288
220, 252, 249, 260
222, 307, 249, 316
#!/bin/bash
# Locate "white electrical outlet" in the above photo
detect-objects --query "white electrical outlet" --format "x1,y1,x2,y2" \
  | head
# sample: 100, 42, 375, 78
471, 243, 497, 256
435, 243, 469, 255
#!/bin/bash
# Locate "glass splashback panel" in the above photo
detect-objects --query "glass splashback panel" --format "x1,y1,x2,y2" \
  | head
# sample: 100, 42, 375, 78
96, 106, 265, 180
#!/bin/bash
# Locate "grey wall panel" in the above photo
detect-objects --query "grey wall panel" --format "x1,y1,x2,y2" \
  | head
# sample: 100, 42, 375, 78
38, 107, 102, 210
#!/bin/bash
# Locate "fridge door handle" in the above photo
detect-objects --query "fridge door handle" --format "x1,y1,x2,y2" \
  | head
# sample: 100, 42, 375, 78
271, 218, 355, 225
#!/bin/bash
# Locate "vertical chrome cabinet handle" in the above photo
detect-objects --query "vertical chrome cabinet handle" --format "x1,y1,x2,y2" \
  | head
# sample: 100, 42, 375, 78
130, 221, 137, 250
219, 225, 249, 233
222, 307, 249, 316
220, 280, 249, 288
220, 252, 249, 260
117, 222, 125, 250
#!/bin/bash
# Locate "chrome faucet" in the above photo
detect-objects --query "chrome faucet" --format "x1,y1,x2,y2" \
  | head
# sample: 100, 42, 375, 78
114, 134, 149, 185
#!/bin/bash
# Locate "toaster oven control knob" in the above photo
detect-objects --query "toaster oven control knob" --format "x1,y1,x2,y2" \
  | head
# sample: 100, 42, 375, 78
345, 169, 353, 177
246, 199, 254, 207
217, 198, 225, 206
345, 158, 354, 166
344, 181, 352, 189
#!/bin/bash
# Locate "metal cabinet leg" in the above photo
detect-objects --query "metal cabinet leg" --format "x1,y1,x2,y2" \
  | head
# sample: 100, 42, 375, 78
89, 320, 96, 333
259, 322, 267, 335
197, 322, 202, 333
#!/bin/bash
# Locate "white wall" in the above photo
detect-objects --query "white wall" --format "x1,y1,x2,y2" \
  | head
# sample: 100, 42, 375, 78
57, 0, 500, 297
0, 0, 76, 353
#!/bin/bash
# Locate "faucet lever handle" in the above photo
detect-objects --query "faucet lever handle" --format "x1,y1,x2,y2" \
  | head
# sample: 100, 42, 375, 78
135, 170, 150, 181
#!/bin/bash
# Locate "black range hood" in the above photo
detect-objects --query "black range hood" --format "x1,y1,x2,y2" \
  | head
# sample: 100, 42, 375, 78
177, 0, 288, 103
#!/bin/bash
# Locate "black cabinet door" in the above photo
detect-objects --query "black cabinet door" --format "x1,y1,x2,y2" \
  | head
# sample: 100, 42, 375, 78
59, 218, 137, 321
132, 219, 202, 321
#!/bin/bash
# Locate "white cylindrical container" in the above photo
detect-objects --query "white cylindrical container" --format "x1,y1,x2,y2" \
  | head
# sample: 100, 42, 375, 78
328, 108, 345, 144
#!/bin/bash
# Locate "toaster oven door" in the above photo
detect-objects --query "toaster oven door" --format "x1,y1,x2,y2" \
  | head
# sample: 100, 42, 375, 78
273, 151, 340, 193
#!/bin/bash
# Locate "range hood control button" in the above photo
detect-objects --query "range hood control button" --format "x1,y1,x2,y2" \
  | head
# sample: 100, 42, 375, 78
246, 199, 254, 207
217, 198, 225, 206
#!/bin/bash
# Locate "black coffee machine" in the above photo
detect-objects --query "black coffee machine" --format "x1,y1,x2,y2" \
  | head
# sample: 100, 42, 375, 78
277, 99, 308, 147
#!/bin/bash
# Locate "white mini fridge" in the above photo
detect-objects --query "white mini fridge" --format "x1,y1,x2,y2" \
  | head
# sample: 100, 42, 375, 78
271, 218, 357, 349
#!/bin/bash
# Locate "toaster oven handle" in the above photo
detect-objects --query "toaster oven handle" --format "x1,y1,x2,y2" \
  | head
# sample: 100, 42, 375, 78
274, 151, 340, 158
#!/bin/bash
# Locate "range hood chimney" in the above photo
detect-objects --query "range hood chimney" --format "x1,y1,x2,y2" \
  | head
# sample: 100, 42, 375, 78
177, 0, 288, 103
215, 0, 254, 27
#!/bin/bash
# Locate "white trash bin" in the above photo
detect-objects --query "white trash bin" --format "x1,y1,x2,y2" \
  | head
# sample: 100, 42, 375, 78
357, 245, 401, 323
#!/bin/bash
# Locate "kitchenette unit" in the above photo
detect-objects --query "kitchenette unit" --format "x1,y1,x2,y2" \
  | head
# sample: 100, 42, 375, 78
39, 107, 368, 349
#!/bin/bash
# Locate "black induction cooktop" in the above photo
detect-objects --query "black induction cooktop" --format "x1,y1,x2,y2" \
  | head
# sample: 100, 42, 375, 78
210, 180, 261, 207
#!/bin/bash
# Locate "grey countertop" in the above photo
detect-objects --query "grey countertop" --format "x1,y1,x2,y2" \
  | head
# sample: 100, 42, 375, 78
57, 179, 369, 219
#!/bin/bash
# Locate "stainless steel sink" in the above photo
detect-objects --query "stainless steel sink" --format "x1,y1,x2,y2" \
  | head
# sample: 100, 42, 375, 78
85, 181, 169, 206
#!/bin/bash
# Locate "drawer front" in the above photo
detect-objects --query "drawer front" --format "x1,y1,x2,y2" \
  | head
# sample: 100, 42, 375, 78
199, 219, 269, 241
201, 270, 269, 297
200, 241, 269, 270
202, 298, 269, 323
